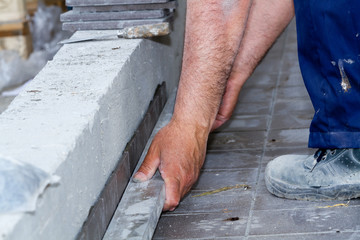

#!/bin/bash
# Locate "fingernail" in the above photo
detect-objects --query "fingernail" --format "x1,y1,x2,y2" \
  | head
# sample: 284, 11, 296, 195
133, 172, 146, 183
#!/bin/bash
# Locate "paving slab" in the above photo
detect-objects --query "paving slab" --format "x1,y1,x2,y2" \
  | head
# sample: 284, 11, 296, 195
203, 150, 262, 169
62, 15, 173, 31
71, 2, 176, 12
61, 9, 167, 22
207, 131, 266, 151
66, 0, 169, 7
163, 189, 254, 215
154, 212, 249, 239
249, 207, 360, 236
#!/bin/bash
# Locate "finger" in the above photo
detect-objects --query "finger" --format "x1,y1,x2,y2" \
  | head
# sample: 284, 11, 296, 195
133, 143, 160, 182
162, 176, 181, 211
212, 77, 242, 131
212, 115, 228, 131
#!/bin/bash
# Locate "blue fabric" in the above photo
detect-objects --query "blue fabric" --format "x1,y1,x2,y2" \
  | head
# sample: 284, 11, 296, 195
294, 0, 360, 148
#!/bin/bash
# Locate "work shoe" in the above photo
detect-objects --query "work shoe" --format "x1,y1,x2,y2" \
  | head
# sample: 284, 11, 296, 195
265, 149, 360, 201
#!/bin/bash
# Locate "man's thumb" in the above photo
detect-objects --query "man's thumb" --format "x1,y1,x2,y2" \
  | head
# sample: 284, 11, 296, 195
133, 146, 160, 182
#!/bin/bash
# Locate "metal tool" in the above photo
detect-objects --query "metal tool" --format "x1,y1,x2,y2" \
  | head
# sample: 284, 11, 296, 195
59, 22, 170, 44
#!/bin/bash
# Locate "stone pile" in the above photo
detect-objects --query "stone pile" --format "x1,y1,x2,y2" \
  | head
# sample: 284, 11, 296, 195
61, 0, 176, 31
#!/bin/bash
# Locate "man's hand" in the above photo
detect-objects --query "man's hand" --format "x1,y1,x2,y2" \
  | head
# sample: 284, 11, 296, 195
133, 0, 294, 213
133, 119, 208, 211
133, 0, 253, 212
212, 69, 245, 131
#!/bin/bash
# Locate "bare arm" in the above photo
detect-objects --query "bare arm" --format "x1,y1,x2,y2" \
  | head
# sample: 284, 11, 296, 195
212, 0, 295, 129
134, 0, 253, 211
133, 0, 295, 212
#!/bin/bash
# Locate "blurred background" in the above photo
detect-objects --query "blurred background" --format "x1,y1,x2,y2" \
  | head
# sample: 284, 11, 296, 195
0, 0, 70, 97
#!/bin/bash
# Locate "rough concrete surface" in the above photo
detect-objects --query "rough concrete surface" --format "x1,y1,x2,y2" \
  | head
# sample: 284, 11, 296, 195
0, 1, 185, 239
0, 96, 14, 114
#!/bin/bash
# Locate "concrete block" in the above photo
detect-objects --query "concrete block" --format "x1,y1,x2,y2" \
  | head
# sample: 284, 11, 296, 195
0, 1, 185, 239
0, 31, 181, 240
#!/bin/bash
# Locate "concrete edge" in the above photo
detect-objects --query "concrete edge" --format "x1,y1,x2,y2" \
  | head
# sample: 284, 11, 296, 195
76, 83, 167, 240
103, 91, 175, 240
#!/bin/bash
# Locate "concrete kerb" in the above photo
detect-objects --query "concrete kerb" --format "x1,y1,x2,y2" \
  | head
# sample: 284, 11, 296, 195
0, 1, 185, 238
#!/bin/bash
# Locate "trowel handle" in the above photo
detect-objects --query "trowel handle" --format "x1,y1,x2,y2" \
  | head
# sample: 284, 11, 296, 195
117, 22, 170, 39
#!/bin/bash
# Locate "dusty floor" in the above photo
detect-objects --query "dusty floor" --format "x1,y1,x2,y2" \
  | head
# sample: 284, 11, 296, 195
153, 21, 360, 239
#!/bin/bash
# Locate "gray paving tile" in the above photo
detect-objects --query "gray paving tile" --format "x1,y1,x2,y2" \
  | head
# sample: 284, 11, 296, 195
262, 147, 316, 166
247, 232, 360, 240
281, 52, 301, 74
243, 73, 279, 88
153, 212, 248, 239
61, 9, 167, 22
266, 129, 309, 149
237, 86, 274, 103
273, 98, 314, 116
213, 115, 268, 132
262, 46, 283, 60
208, 131, 266, 150
284, 39, 298, 52
192, 169, 258, 191
67, 0, 169, 6
278, 72, 305, 87
232, 101, 271, 116
270, 114, 312, 130
203, 150, 262, 170
255, 188, 360, 212
249, 207, 360, 236
72, 2, 177, 12
163, 188, 253, 215
62, 16, 172, 31
276, 86, 310, 100
252, 55, 283, 75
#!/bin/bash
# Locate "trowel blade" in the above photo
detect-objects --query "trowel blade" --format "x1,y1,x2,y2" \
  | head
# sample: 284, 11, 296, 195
58, 34, 116, 44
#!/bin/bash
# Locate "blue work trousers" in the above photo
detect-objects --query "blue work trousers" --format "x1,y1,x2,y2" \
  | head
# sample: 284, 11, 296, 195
294, 0, 360, 148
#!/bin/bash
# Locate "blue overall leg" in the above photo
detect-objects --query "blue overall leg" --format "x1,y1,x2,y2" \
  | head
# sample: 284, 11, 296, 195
294, 0, 360, 148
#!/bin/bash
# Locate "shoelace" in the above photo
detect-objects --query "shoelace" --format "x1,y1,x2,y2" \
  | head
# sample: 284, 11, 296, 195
310, 149, 336, 172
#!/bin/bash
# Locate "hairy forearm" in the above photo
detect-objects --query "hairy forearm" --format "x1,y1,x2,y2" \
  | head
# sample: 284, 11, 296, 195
213, 0, 294, 125
172, 0, 253, 132
232, 0, 295, 80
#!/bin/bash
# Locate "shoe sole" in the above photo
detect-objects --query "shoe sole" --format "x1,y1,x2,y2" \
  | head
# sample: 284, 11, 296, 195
265, 173, 360, 201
